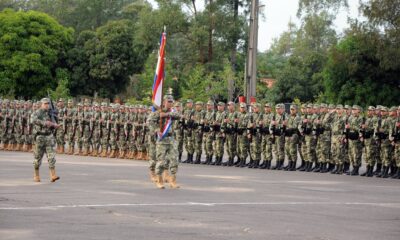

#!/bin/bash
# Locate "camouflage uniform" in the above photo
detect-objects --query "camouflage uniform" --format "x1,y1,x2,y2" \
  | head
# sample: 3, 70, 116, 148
55, 99, 66, 153
212, 102, 226, 165
99, 103, 110, 157
81, 104, 93, 156
271, 104, 287, 170
182, 100, 195, 163
260, 103, 274, 169
360, 106, 379, 177
192, 102, 205, 164
73, 104, 84, 154
91, 103, 102, 156
203, 101, 216, 164
315, 104, 335, 172
236, 102, 251, 167
248, 103, 263, 168
224, 102, 239, 166
284, 104, 301, 171
108, 105, 120, 158
346, 105, 364, 175
376, 107, 395, 178
330, 105, 346, 174
65, 100, 76, 154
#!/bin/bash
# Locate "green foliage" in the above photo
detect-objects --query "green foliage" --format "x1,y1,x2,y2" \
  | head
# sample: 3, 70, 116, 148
49, 68, 71, 100
0, 8, 73, 98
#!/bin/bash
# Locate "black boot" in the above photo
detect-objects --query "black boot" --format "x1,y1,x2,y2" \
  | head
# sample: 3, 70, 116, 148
306, 162, 313, 172
391, 167, 400, 179
193, 154, 201, 164
259, 160, 267, 169
277, 160, 284, 170
313, 162, 321, 172
202, 155, 209, 164
373, 163, 382, 175
366, 165, 374, 177
266, 160, 272, 169
283, 161, 291, 171
235, 158, 242, 167
377, 166, 389, 178
252, 160, 260, 169
239, 158, 247, 168
390, 166, 398, 177
178, 152, 182, 162
300, 162, 308, 172
227, 157, 234, 166
233, 156, 240, 166
209, 155, 215, 165
247, 159, 254, 168
297, 159, 305, 170
289, 161, 297, 171
350, 166, 359, 176
215, 156, 223, 166
320, 163, 328, 173
343, 162, 350, 174
336, 164, 344, 174
361, 166, 370, 176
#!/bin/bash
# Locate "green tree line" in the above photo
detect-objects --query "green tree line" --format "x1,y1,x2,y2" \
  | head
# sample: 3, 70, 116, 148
0, 0, 399, 106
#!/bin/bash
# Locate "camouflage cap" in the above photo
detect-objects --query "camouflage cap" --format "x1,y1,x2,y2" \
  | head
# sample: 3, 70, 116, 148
67, 99, 74, 104
290, 104, 298, 110
195, 101, 203, 105
344, 105, 351, 109
252, 102, 261, 108
58, 98, 64, 102
307, 103, 313, 108
3, 99, 9, 103
101, 102, 108, 107
239, 102, 247, 108
389, 106, 397, 112
352, 105, 362, 110
320, 103, 327, 108
207, 100, 214, 105
336, 104, 343, 109
264, 103, 271, 108
163, 94, 174, 102
186, 99, 193, 103
228, 101, 235, 105
40, 98, 50, 104
328, 104, 335, 109
313, 104, 320, 109
174, 102, 182, 107
93, 102, 99, 107
26, 100, 32, 104
77, 103, 83, 107
301, 103, 307, 108
367, 106, 375, 111
276, 103, 285, 109
381, 106, 388, 112
218, 101, 225, 106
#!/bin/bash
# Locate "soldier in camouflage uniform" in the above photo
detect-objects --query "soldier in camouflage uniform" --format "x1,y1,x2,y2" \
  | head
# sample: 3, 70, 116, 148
81, 102, 93, 156
342, 105, 352, 173
222, 101, 239, 166
248, 102, 263, 168
236, 102, 251, 168
173, 102, 185, 162
126, 105, 136, 159
283, 104, 301, 171
391, 106, 400, 179
55, 99, 66, 154
64, 100, 76, 155
135, 106, 147, 160
373, 106, 383, 175
146, 107, 159, 182
6, 100, 16, 150
117, 105, 128, 158
260, 103, 274, 169
315, 104, 335, 173
99, 102, 110, 157
271, 103, 287, 170
345, 105, 364, 175
182, 99, 195, 163
90, 102, 102, 156
202, 100, 216, 164
151, 95, 181, 189
22, 100, 34, 152
108, 104, 120, 158
212, 102, 226, 166
360, 106, 378, 177
192, 101, 205, 164
330, 105, 346, 174
31, 98, 60, 183
73, 103, 84, 155
14, 100, 24, 151
376, 107, 395, 178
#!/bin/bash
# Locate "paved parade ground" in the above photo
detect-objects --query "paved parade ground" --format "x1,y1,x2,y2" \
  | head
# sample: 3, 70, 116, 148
0, 152, 399, 240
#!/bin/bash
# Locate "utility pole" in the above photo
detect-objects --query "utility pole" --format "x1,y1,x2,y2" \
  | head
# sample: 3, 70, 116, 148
245, 0, 259, 104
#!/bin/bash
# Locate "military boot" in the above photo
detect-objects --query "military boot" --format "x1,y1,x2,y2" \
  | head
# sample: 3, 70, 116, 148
193, 154, 201, 164
361, 166, 371, 176
300, 162, 308, 172
343, 162, 350, 174
30, 144, 34, 152
22, 144, 28, 152
169, 174, 180, 189
266, 160, 272, 169
284, 161, 291, 171
320, 163, 328, 173
271, 160, 280, 170
226, 157, 234, 166
215, 156, 223, 166
182, 154, 190, 163
350, 166, 359, 176
330, 164, 338, 174
373, 163, 382, 175
306, 162, 313, 172
297, 159, 305, 170
202, 155, 211, 165
49, 168, 60, 182
149, 170, 157, 182
289, 161, 297, 171
366, 166, 374, 177
390, 166, 398, 177
178, 152, 182, 162
313, 162, 321, 172
33, 168, 40, 182
336, 164, 344, 174
163, 170, 171, 183
259, 160, 267, 169
391, 168, 400, 179
377, 166, 389, 178
155, 175, 165, 189
209, 155, 216, 165
239, 158, 247, 168
235, 158, 242, 167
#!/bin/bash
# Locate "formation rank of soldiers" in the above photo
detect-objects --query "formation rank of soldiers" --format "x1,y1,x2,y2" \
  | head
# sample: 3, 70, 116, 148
1, 98, 399, 179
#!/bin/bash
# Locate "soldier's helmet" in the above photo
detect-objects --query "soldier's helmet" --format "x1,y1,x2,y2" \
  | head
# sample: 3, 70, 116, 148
163, 94, 174, 102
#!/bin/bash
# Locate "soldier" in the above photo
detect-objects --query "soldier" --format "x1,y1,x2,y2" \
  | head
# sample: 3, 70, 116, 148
342, 104, 352, 173
271, 104, 287, 170
373, 106, 383, 175
326, 104, 337, 171
283, 104, 301, 171
135, 105, 147, 160
376, 107, 395, 178
73, 103, 84, 155
360, 106, 378, 177
90, 102, 102, 156
330, 105, 346, 174
22, 100, 34, 152
81, 102, 93, 156
248, 102, 263, 168
345, 105, 364, 175
108, 104, 120, 158
221, 102, 239, 166
236, 102, 251, 168
31, 98, 60, 182
14, 100, 24, 151
192, 101, 205, 164
173, 102, 185, 162
212, 102, 227, 166
151, 95, 182, 189
388, 107, 398, 177
126, 105, 137, 159
391, 106, 400, 179
65, 100, 76, 155
315, 103, 335, 173
147, 107, 159, 182
182, 99, 195, 163
202, 100, 216, 164
99, 102, 110, 157
117, 105, 128, 158
260, 103, 274, 169
55, 99, 66, 154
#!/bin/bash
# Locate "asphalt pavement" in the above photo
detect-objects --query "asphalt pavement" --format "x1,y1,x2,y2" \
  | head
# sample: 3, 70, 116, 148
1, 151, 399, 240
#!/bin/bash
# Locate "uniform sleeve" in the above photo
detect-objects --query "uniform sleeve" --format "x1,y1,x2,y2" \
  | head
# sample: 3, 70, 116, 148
31, 110, 46, 127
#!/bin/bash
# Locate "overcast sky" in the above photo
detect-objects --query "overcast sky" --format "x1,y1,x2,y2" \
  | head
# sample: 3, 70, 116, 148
148, 0, 362, 52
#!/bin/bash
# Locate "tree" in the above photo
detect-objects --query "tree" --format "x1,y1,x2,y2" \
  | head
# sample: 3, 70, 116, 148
0, 9, 73, 98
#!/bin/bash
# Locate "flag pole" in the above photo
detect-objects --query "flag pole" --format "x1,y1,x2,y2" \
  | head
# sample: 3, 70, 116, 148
159, 26, 167, 135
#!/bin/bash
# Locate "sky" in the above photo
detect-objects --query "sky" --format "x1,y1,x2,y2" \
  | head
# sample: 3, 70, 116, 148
260, 0, 361, 51
148, 0, 362, 52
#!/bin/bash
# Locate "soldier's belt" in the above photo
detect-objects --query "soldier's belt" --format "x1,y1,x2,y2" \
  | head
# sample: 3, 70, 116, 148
348, 131, 360, 140
36, 132, 51, 136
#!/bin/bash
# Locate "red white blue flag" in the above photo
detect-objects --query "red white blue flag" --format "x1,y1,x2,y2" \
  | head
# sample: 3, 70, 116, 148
158, 108, 175, 140
151, 31, 166, 109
